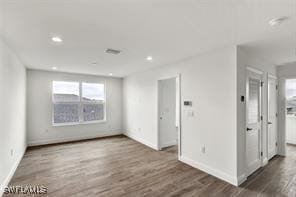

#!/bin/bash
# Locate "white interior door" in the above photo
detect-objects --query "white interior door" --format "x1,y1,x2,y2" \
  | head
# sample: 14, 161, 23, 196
268, 76, 277, 159
246, 69, 262, 176
159, 78, 177, 149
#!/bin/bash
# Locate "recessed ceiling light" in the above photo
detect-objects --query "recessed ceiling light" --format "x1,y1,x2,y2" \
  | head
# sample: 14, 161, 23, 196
109, 73, 113, 76
146, 56, 153, 61
51, 36, 63, 43
52, 66, 58, 70
269, 16, 289, 26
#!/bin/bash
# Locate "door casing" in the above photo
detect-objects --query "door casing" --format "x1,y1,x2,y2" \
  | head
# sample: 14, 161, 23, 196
267, 74, 278, 160
245, 67, 264, 177
157, 74, 181, 159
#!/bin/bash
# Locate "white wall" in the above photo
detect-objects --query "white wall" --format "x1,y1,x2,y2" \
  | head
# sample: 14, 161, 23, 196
0, 39, 27, 194
277, 63, 296, 78
123, 46, 238, 185
27, 70, 123, 146
236, 46, 276, 182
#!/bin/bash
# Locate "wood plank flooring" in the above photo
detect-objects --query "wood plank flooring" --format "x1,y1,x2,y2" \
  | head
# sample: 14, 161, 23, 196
5, 136, 296, 196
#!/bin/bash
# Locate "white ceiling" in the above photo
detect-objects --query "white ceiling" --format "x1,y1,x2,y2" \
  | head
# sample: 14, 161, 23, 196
1, 0, 296, 77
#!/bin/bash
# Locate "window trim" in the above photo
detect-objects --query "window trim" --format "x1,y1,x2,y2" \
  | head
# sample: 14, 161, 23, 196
52, 81, 107, 126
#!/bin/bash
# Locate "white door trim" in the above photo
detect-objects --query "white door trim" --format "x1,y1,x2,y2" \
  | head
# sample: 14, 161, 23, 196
245, 67, 264, 177
278, 77, 296, 157
246, 66, 263, 75
157, 74, 181, 159
268, 73, 277, 79
267, 73, 278, 160
277, 76, 296, 157
278, 78, 287, 156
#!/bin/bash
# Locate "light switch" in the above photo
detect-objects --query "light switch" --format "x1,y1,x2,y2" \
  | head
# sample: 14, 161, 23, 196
187, 110, 194, 117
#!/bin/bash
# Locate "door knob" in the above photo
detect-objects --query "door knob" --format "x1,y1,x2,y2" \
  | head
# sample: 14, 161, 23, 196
160, 117, 163, 120
246, 127, 253, 131
268, 122, 272, 124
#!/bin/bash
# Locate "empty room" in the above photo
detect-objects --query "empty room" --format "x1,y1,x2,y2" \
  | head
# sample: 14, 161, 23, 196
1, 0, 296, 196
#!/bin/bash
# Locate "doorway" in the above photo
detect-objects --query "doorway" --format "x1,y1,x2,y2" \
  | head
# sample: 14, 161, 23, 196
245, 67, 263, 176
285, 79, 296, 155
157, 76, 180, 157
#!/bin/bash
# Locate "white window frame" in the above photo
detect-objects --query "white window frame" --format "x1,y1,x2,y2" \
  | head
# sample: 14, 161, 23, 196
52, 81, 107, 126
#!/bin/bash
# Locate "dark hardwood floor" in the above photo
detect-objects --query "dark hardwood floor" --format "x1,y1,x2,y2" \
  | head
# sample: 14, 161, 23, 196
5, 136, 296, 196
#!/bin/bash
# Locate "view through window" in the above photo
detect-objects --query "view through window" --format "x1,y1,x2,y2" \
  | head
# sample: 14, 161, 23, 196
52, 81, 105, 125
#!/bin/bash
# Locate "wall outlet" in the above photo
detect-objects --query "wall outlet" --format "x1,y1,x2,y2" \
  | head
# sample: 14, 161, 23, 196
10, 149, 14, 156
201, 146, 206, 154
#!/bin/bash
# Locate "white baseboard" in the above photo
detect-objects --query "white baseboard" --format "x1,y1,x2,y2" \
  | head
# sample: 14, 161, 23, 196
160, 140, 177, 149
237, 174, 247, 186
0, 147, 26, 197
123, 132, 158, 150
27, 131, 122, 147
262, 157, 268, 166
180, 155, 240, 186
286, 140, 296, 145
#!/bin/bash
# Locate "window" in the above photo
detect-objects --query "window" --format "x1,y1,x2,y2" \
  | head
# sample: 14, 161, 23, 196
82, 83, 105, 122
52, 81, 106, 125
52, 81, 80, 124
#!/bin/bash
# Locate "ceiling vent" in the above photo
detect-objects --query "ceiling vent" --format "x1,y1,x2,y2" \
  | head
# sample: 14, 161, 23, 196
105, 48, 121, 55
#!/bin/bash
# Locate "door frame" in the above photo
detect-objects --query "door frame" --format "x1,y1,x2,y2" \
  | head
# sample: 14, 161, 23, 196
267, 73, 278, 160
245, 67, 264, 176
278, 77, 296, 157
157, 74, 181, 159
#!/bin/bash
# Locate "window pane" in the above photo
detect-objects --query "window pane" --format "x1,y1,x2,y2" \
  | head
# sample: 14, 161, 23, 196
248, 79, 259, 124
83, 103, 104, 122
53, 81, 79, 102
53, 103, 79, 124
82, 83, 104, 102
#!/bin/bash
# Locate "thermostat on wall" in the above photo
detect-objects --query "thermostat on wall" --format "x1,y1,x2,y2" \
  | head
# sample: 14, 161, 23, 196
184, 101, 192, 106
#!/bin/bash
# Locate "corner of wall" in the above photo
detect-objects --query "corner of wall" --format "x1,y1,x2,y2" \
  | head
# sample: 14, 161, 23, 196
123, 131, 159, 151
180, 155, 240, 186
0, 38, 28, 197
236, 173, 247, 186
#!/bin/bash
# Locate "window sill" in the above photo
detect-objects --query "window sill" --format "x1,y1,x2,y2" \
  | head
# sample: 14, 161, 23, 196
52, 119, 107, 127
